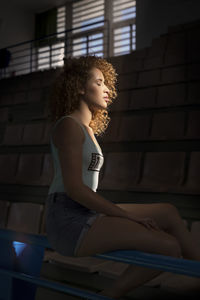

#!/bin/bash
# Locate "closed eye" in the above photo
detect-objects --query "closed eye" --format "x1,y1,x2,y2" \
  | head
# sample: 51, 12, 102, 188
96, 79, 104, 85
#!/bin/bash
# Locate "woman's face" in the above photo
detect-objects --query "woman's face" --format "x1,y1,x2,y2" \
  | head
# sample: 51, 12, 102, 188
82, 67, 110, 110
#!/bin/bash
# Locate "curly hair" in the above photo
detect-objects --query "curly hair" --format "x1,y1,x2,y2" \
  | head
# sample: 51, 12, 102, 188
48, 55, 118, 136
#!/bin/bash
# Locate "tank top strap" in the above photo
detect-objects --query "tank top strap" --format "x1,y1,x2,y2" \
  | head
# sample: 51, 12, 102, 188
63, 115, 86, 133
49, 115, 87, 144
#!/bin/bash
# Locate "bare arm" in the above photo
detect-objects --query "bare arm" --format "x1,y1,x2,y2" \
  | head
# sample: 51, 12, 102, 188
53, 118, 129, 219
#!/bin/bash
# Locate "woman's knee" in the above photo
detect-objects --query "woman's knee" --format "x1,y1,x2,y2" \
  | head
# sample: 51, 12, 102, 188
160, 203, 181, 226
161, 203, 179, 217
162, 236, 182, 258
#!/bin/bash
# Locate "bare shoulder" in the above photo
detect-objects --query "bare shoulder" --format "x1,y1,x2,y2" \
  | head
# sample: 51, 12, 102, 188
52, 117, 85, 149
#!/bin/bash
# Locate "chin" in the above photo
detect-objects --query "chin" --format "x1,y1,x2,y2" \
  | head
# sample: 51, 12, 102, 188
89, 103, 107, 112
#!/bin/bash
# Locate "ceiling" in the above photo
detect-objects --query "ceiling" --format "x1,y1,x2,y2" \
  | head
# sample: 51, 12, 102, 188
8, 0, 78, 13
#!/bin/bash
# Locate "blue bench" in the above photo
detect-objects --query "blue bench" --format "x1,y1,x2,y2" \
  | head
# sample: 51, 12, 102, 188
0, 228, 200, 300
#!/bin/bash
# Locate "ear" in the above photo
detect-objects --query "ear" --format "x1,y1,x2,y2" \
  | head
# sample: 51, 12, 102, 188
79, 89, 85, 95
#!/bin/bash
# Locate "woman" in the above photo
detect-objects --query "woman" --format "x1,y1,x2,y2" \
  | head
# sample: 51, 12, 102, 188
46, 55, 200, 299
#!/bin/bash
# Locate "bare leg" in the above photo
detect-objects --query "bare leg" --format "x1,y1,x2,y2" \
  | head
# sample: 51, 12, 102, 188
98, 229, 181, 299
165, 214, 200, 261
157, 209, 200, 294
116, 202, 200, 261
98, 265, 163, 299
99, 203, 200, 298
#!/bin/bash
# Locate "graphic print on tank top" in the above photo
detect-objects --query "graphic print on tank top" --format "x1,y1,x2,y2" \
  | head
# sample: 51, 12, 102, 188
88, 153, 104, 172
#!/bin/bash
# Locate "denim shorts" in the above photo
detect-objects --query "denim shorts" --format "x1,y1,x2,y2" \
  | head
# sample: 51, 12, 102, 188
45, 192, 105, 257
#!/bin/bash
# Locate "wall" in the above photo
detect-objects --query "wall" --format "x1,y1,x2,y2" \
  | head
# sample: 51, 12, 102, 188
0, 19, 200, 221
136, 0, 200, 49
0, 3, 34, 49
1, 0, 200, 52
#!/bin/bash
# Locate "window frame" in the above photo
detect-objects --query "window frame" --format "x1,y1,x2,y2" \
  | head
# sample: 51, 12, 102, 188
36, 0, 137, 71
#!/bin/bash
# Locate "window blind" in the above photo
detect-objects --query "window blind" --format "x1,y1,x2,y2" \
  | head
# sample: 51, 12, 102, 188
113, 0, 136, 23
114, 24, 136, 56
37, 6, 66, 70
71, 0, 104, 57
113, 0, 136, 56
72, 32, 103, 57
57, 6, 66, 38
72, 0, 104, 34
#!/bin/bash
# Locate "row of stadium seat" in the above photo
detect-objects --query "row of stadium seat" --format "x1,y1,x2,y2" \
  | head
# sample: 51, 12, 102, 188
0, 151, 199, 193
0, 108, 199, 145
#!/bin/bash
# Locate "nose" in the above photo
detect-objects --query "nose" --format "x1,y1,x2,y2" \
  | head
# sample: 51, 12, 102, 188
104, 85, 110, 94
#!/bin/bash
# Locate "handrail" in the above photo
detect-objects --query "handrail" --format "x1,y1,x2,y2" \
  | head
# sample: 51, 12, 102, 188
0, 267, 111, 300
97, 250, 200, 277
0, 229, 51, 248
1, 228, 200, 277
0, 20, 107, 51
0, 20, 109, 80
0, 227, 200, 299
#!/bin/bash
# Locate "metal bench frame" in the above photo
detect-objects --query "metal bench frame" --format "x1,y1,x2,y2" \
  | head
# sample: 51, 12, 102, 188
0, 228, 200, 300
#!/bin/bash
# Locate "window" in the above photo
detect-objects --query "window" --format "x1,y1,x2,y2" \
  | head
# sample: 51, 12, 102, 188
72, 32, 104, 57
37, 6, 66, 70
51, 42, 65, 67
57, 6, 66, 38
38, 46, 50, 70
72, 0, 104, 34
70, 0, 136, 58
114, 24, 136, 56
71, 0, 104, 57
113, 0, 136, 22
113, 0, 136, 56
37, 1, 136, 70
3, 1, 137, 79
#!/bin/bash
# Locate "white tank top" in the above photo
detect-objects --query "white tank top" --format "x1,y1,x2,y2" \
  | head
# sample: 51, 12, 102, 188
48, 115, 104, 195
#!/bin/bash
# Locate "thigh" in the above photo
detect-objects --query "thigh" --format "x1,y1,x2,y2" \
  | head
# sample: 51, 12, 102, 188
116, 202, 178, 231
75, 214, 181, 258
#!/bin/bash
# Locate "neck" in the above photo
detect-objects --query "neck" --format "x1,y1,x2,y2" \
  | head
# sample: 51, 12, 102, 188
70, 100, 93, 128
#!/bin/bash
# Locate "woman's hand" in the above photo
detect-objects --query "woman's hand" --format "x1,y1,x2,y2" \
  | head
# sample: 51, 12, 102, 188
126, 212, 161, 231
